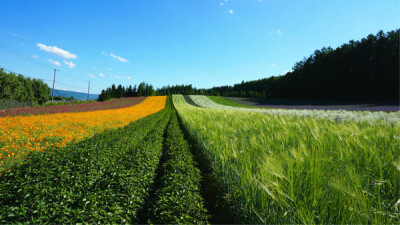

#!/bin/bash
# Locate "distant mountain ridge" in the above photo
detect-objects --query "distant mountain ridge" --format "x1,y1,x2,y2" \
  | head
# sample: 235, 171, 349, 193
50, 89, 99, 100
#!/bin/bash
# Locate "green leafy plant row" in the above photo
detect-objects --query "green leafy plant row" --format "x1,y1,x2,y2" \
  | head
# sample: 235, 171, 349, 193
0, 97, 172, 223
146, 109, 209, 224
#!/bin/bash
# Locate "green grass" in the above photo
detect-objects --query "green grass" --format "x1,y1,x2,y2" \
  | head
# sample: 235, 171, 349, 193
173, 94, 400, 224
207, 96, 261, 109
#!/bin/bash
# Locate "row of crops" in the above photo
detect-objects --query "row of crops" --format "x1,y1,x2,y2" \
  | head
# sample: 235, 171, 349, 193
0, 97, 209, 223
0, 96, 165, 171
174, 95, 400, 224
0, 97, 147, 117
0, 94, 399, 223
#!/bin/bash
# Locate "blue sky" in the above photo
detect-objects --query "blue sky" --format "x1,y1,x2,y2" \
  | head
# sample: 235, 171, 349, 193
0, 0, 398, 94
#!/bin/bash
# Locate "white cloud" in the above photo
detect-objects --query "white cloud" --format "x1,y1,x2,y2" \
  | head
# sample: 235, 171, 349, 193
220, 2, 224, 5
88, 73, 96, 78
37, 43, 77, 59
64, 60, 76, 69
285, 70, 293, 74
101, 51, 107, 56
127, 76, 131, 80
106, 68, 112, 71
110, 53, 129, 63
48, 59, 61, 66
277, 29, 282, 34
99, 73, 105, 77
229, 9, 234, 14
32, 55, 39, 59
272, 64, 276, 66
112, 75, 123, 79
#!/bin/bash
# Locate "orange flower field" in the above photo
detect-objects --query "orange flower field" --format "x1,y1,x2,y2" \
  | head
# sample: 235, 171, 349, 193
0, 96, 166, 170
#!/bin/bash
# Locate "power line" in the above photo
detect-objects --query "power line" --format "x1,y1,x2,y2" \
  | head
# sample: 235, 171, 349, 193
0, 66, 89, 91
55, 81, 87, 90
0, 40, 99, 93
58, 70, 89, 82
0, 66, 52, 81
0, 40, 54, 70
0, 41, 87, 82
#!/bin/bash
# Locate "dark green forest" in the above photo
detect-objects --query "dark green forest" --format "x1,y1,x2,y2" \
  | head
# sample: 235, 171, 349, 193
0, 69, 50, 104
149, 29, 399, 101
98, 82, 156, 101
205, 29, 399, 101
100, 29, 399, 102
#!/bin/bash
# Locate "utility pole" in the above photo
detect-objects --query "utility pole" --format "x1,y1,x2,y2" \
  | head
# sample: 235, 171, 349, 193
87, 80, 90, 101
51, 69, 59, 102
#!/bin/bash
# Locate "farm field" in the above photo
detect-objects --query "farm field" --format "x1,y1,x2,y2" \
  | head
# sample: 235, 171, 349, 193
0, 94, 399, 224
174, 94, 400, 224
0, 96, 208, 224
0, 96, 165, 171
188, 95, 400, 124
0, 97, 146, 117
1, 1, 398, 224
207, 96, 262, 109
224, 97, 400, 112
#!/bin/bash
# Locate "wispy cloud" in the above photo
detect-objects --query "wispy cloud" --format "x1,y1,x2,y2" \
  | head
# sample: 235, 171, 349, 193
101, 51, 107, 56
110, 53, 129, 63
220, 2, 224, 5
276, 29, 282, 35
37, 43, 77, 59
32, 55, 39, 59
112, 75, 123, 79
88, 73, 96, 78
127, 76, 131, 80
99, 73, 105, 77
106, 68, 112, 71
48, 59, 61, 66
229, 9, 234, 14
64, 60, 76, 69
272, 64, 276, 66
6, 32, 31, 39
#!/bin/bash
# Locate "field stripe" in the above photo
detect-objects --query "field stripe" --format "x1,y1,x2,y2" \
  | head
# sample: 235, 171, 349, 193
0, 96, 166, 171
0, 97, 172, 223
173, 94, 400, 224
187, 95, 400, 124
0, 97, 147, 117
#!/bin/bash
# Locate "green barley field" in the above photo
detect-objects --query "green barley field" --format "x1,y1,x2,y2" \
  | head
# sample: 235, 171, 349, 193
174, 95, 400, 224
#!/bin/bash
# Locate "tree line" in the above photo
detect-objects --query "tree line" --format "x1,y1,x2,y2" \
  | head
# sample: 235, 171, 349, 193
99, 29, 399, 102
0, 69, 50, 104
98, 82, 156, 101
206, 29, 399, 101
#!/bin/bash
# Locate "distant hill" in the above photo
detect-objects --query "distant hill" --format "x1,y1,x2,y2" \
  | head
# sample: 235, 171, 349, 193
50, 89, 99, 100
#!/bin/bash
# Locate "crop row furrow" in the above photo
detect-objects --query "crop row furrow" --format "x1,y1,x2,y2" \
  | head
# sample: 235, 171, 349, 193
0, 97, 172, 224
146, 109, 209, 224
